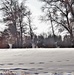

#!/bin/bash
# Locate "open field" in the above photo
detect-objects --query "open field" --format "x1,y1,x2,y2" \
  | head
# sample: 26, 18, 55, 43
0, 48, 74, 74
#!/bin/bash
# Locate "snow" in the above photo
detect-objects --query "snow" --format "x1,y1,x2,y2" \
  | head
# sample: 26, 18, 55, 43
0, 48, 74, 73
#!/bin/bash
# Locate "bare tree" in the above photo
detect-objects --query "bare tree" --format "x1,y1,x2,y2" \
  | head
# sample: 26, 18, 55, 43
17, 2, 28, 48
26, 11, 37, 48
0, 0, 19, 47
39, 0, 74, 46
0, 0, 29, 48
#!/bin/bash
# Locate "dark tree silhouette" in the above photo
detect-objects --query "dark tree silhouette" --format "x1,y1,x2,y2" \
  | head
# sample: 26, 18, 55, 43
39, 0, 74, 46
0, 0, 32, 48
26, 11, 37, 48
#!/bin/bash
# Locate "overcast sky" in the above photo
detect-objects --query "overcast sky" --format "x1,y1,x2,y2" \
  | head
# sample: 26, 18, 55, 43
23, 0, 68, 36
0, 0, 68, 36
0, 0, 51, 35
25, 0, 50, 35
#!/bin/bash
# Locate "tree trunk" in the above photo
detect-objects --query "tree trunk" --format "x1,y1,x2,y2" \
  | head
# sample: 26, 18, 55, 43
19, 21, 23, 48
14, 21, 19, 48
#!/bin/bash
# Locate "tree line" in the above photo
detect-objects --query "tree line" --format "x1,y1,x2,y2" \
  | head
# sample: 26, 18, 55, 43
0, 0, 74, 48
40, 0, 74, 47
0, 0, 35, 48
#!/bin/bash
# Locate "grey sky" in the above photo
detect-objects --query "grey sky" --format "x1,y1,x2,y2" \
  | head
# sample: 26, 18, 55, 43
0, 0, 50, 35
25, 0, 50, 35
19, 0, 69, 37
0, 0, 67, 36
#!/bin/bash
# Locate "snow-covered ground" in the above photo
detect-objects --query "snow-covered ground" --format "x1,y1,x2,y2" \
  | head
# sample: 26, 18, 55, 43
0, 48, 74, 74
